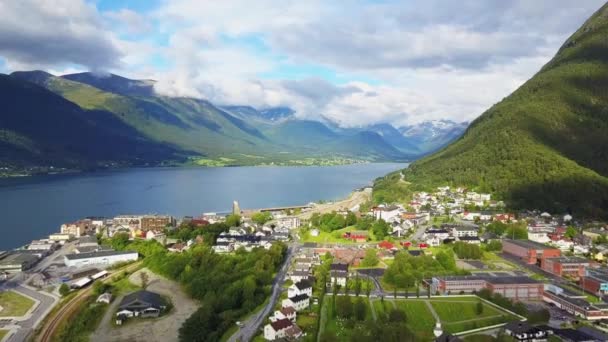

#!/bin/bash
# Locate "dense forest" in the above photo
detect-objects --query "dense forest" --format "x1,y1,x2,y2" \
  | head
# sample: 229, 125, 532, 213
373, 3, 608, 218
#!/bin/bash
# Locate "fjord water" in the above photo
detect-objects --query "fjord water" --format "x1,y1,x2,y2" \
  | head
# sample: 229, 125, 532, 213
0, 163, 405, 250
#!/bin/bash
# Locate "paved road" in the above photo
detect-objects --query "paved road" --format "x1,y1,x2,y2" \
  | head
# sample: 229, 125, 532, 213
411, 224, 430, 242
228, 244, 299, 342
6, 286, 57, 342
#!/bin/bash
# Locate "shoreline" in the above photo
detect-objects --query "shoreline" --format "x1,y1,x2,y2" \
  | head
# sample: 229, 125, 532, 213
0, 160, 409, 180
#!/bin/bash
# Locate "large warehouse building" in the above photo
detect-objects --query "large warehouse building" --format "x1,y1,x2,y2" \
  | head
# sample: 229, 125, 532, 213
502, 239, 561, 266
581, 268, 608, 296
64, 250, 138, 268
432, 275, 543, 301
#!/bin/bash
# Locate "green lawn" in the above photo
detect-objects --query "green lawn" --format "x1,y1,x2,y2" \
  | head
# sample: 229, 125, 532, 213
0, 329, 8, 341
110, 277, 140, 296
321, 296, 516, 340
393, 300, 436, 340
0, 291, 36, 317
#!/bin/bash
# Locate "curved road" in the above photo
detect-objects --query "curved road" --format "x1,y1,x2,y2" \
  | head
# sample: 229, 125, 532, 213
228, 245, 298, 342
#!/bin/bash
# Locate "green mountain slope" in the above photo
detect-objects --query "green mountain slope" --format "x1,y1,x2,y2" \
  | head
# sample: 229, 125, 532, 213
0, 74, 181, 169
374, 3, 608, 218
11, 71, 275, 158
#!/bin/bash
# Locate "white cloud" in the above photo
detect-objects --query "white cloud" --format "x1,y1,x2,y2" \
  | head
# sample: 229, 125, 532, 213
0, 0, 123, 70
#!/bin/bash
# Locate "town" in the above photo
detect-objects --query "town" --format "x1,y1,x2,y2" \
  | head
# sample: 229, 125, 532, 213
0, 186, 608, 342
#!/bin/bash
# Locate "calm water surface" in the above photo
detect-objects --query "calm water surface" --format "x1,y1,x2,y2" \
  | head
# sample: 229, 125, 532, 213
0, 163, 405, 249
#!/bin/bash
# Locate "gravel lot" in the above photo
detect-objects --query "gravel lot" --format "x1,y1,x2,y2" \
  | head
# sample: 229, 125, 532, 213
91, 268, 198, 342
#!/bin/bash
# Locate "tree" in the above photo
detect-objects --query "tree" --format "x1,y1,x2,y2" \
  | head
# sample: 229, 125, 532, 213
415, 282, 420, 298
388, 308, 406, 323
506, 225, 528, 240
476, 301, 484, 315
59, 283, 70, 297
361, 248, 379, 267
372, 219, 390, 240
92, 280, 108, 296
354, 298, 366, 321
365, 279, 372, 298
486, 240, 503, 252
486, 222, 508, 236
251, 212, 272, 225
346, 211, 357, 226
225, 214, 241, 227
565, 226, 578, 240
139, 271, 150, 289
336, 296, 353, 319
110, 232, 130, 250
354, 276, 362, 297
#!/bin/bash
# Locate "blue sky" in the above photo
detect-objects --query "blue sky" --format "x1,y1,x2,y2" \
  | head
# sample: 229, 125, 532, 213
0, 0, 604, 126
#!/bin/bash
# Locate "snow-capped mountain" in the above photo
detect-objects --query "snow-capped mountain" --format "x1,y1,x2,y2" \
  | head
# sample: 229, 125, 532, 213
399, 120, 468, 153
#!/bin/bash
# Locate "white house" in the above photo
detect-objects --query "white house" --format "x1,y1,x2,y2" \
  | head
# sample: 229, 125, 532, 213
371, 205, 403, 222
452, 226, 478, 238
277, 216, 301, 229
264, 318, 293, 341
270, 306, 297, 323
424, 229, 450, 241
288, 280, 313, 298
282, 294, 309, 312
528, 232, 551, 244
96, 292, 113, 304
457, 236, 481, 245
289, 270, 311, 283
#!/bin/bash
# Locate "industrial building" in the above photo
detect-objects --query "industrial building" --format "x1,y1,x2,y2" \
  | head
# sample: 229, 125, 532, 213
431, 275, 543, 300
64, 250, 138, 268
502, 239, 561, 266
543, 284, 608, 320
0, 252, 39, 272
541, 256, 590, 279
580, 268, 608, 296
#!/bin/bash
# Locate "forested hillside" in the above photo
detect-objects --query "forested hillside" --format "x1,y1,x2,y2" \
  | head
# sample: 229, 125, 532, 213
374, 3, 608, 218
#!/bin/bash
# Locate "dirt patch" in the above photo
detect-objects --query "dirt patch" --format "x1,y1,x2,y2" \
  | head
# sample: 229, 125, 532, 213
91, 268, 199, 342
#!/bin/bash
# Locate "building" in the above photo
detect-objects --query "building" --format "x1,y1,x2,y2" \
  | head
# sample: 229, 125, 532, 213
96, 292, 113, 304
425, 229, 450, 241
232, 201, 241, 215
288, 279, 313, 298
0, 253, 39, 272
61, 219, 94, 238
543, 284, 608, 320
271, 306, 297, 323
452, 226, 478, 238
116, 290, 166, 319
371, 205, 403, 222
78, 235, 99, 247
541, 257, 590, 279
503, 321, 550, 341
49, 233, 74, 242
330, 262, 348, 287
27, 240, 58, 251
580, 268, 608, 296
64, 250, 138, 268
457, 236, 481, 244
277, 216, 300, 229
282, 294, 309, 312
264, 318, 294, 341
141, 215, 174, 231
502, 239, 561, 266
289, 270, 311, 283
432, 275, 543, 300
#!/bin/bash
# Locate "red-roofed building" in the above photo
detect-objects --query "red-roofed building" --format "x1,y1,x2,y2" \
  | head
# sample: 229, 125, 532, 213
264, 318, 294, 340
418, 243, 429, 249
401, 241, 412, 248
378, 241, 395, 250
343, 231, 368, 243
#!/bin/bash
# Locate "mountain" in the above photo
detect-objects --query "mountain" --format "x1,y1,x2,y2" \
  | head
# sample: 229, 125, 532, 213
62, 72, 155, 97
11, 71, 275, 159
0, 73, 181, 169
399, 120, 468, 153
367, 123, 421, 154
6, 71, 412, 167
374, 3, 608, 218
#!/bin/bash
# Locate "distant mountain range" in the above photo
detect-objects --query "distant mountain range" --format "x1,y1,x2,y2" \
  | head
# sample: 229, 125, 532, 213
374, 2, 608, 218
0, 69, 467, 173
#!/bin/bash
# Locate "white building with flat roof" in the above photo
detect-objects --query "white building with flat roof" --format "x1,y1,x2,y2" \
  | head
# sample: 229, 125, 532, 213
64, 250, 138, 268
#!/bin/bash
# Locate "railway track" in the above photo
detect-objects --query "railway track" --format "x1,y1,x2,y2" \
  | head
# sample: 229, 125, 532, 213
36, 262, 142, 342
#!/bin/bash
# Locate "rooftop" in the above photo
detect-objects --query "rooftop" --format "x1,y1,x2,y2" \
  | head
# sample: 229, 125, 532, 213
270, 318, 293, 331
65, 250, 137, 260
545, 256, 590, 264
0, 252, 38, 265
503, 239, 558, 250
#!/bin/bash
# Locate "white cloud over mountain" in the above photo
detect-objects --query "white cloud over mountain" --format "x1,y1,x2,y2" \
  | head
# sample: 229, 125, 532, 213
0, 0, 604, 126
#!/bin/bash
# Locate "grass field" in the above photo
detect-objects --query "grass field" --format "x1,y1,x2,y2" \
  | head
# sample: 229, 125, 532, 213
0, 291, 36, 317
0, 329, 8, 341
321, 296, 517, 340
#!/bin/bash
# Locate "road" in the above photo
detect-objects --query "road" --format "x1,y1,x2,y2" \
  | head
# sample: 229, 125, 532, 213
228, 244, 299, 342
0, 242, 77, 342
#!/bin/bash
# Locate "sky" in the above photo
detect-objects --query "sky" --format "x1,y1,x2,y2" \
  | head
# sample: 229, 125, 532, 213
0, 0, 604, 127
